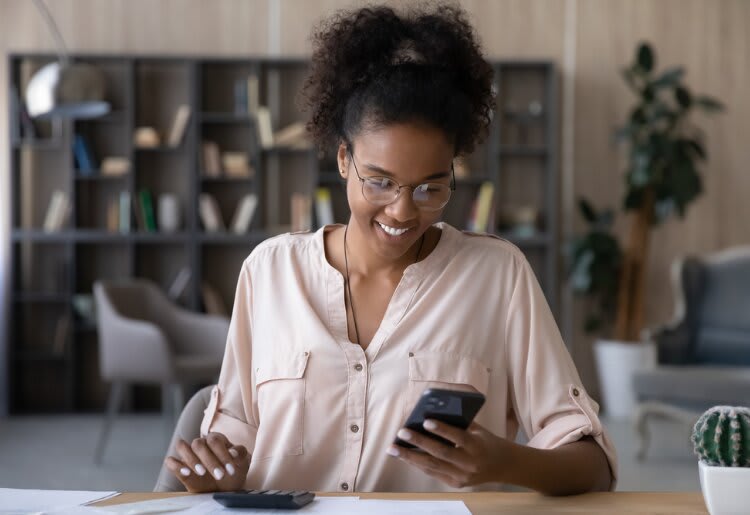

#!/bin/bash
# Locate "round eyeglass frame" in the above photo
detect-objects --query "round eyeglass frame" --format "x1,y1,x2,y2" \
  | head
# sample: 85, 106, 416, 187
346, 148, 456, 212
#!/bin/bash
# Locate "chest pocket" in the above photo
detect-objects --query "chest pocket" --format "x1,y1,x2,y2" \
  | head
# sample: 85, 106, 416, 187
402, 352, 490, 423
253, 350, 310, 460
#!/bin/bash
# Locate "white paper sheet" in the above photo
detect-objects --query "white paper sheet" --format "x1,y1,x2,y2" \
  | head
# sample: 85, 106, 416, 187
0, 488, 118, 515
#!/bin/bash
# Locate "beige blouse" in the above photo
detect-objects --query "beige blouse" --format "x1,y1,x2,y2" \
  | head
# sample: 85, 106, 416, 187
200, 223, 617, 492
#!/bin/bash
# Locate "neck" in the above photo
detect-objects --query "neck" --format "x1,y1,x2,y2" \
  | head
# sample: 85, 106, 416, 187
344, 222, 425, 277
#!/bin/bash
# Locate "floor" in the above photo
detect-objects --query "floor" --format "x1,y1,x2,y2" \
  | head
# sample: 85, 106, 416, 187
0, 414, 700, 492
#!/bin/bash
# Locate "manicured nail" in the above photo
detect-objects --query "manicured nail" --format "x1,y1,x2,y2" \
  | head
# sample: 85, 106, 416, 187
180, 467, 191, 476
228, 448, 239, 458
225, 463, 236, 476
423, 419, 438, 430
213, 467, 225, 480
397, 429, 412, 441
195, 464, 206, 476
387, 446, 400, 457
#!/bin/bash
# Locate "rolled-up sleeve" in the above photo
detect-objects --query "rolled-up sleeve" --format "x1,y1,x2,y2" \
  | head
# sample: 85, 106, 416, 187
504, 253, 618, 489
200, 260, 259, 452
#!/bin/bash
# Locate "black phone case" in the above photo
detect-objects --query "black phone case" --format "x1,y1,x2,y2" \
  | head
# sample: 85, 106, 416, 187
395, 388, 486, 448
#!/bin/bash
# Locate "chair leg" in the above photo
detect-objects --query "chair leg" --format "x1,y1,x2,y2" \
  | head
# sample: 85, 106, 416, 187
94, 382, 124, 465
634, 403, 651, 461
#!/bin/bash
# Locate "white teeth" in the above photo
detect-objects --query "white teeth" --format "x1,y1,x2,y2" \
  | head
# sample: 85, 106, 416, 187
378, 222, 410, 236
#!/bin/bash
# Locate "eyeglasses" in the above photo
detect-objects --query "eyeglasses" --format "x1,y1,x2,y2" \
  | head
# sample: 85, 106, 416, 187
347, 149, 455, 212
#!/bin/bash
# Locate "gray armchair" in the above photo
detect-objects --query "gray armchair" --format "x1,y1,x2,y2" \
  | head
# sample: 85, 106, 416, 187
632, 246, 750, 459
93, 279, 229, 464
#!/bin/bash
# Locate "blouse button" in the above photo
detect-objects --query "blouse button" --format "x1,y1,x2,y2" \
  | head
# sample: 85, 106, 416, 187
572, 387, 580, 397
408, 352, 414, 357
350, 424, 360, 433
354, 363, 363, 372
340, 482, 349, 491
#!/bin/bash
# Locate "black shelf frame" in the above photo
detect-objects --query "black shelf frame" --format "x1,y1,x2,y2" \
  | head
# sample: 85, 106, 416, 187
5, 54, 558, 414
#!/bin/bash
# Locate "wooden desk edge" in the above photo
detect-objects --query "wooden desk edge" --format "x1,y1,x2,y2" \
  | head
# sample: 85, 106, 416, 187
95, 491, 708, 514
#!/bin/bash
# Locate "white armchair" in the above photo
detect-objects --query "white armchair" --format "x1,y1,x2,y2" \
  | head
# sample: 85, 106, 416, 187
93, 279, 229, 464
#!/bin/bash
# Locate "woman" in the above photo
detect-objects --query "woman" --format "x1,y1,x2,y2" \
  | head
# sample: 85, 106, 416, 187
165, 4, 616, 495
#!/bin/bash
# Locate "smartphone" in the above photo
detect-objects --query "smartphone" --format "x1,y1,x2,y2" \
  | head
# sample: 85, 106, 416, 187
395, 388, 485, 449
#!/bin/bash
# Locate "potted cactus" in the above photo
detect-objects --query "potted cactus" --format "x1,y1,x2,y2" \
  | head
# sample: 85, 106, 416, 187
692, 406, 750, 515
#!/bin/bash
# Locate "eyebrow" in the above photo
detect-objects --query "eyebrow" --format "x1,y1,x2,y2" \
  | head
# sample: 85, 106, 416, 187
362, 162, 451, 182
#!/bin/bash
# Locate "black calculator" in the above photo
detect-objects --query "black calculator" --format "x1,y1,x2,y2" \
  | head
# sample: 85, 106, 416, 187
213, 490, 315, 510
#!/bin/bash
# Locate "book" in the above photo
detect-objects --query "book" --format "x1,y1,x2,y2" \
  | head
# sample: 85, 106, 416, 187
167, 266, 192, 301
73, 134, 96, 175
230, 194, 258, 234
101, 156, 130, 176
43, 191, 69, 232
290, 193, 312, 233
273, 122, 310, 148
470, 181, 495, 233
255, 106, 274, 149
119, 191, 131, 233
132, 193, 145, 231
221, 152, 253, 178
138, 189, 157, 232
247, 75, 260, 115
314, 187, 334, 227
199, 193, 225, 232
167, 104, 191, 147
106, 196, 119, 233
202, 141, 222, 177
234, 78, 248, 115
51, 313, 71, 355
201, 281, 228, 317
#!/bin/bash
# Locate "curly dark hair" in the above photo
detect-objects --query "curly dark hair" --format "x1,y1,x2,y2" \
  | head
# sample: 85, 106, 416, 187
300, 3, 495, 156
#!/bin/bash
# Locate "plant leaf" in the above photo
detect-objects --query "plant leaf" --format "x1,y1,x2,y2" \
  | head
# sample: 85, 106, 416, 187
650, 67, 685, 88
695, 96, 725, 112
578, 198, 598, 223
675, 86, 692, 109
637, 42, 654, 73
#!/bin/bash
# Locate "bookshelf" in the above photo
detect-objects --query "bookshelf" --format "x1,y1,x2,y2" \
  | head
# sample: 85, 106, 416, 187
6, 55, 557, 413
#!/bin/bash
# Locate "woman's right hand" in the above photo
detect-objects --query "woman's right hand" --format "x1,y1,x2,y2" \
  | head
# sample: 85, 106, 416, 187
165, 432, 251, 493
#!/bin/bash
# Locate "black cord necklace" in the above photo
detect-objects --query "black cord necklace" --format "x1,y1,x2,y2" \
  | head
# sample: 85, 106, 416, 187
343, 224, 425, 345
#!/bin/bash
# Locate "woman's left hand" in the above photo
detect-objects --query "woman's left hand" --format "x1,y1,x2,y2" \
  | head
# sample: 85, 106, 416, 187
387, 419, 516, 488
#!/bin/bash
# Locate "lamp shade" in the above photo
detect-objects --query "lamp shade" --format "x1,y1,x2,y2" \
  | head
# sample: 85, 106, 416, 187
25, 61, 110, 119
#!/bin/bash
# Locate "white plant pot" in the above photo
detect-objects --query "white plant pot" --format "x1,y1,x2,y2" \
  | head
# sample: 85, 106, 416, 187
699, 460, 750, 515
593, 339, 656, 419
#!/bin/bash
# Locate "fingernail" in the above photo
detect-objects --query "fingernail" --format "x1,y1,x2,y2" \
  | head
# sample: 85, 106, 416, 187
228, 448, 239, 459
195, 464, 206, 476
387, 446, 400, 457
180, 467, 191, 477
225, 463, 236, 476
397, 429, 412, 441
213, 467, 225, 480
423, 419, 438, 430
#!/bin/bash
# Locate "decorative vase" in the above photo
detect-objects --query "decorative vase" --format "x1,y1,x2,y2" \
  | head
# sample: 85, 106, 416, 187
158, 193, 181, 232
593, 339, 657, 419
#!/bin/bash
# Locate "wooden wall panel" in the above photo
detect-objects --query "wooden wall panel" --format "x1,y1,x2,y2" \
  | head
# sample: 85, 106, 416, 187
571, 0, 750, 391
1, 0, 748, 401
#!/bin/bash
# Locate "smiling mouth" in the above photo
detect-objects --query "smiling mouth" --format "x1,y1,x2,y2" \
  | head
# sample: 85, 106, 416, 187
377, 221, 412, 237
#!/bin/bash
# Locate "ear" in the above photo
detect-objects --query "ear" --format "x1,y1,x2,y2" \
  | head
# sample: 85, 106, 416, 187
337, 142, 349, 178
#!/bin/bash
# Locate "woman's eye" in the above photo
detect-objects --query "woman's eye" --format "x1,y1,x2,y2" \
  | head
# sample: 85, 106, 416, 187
371, 178, 395, 190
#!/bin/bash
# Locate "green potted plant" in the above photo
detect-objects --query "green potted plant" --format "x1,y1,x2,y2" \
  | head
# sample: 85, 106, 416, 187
692, 406, 750, 515
568, 41, 724, 417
